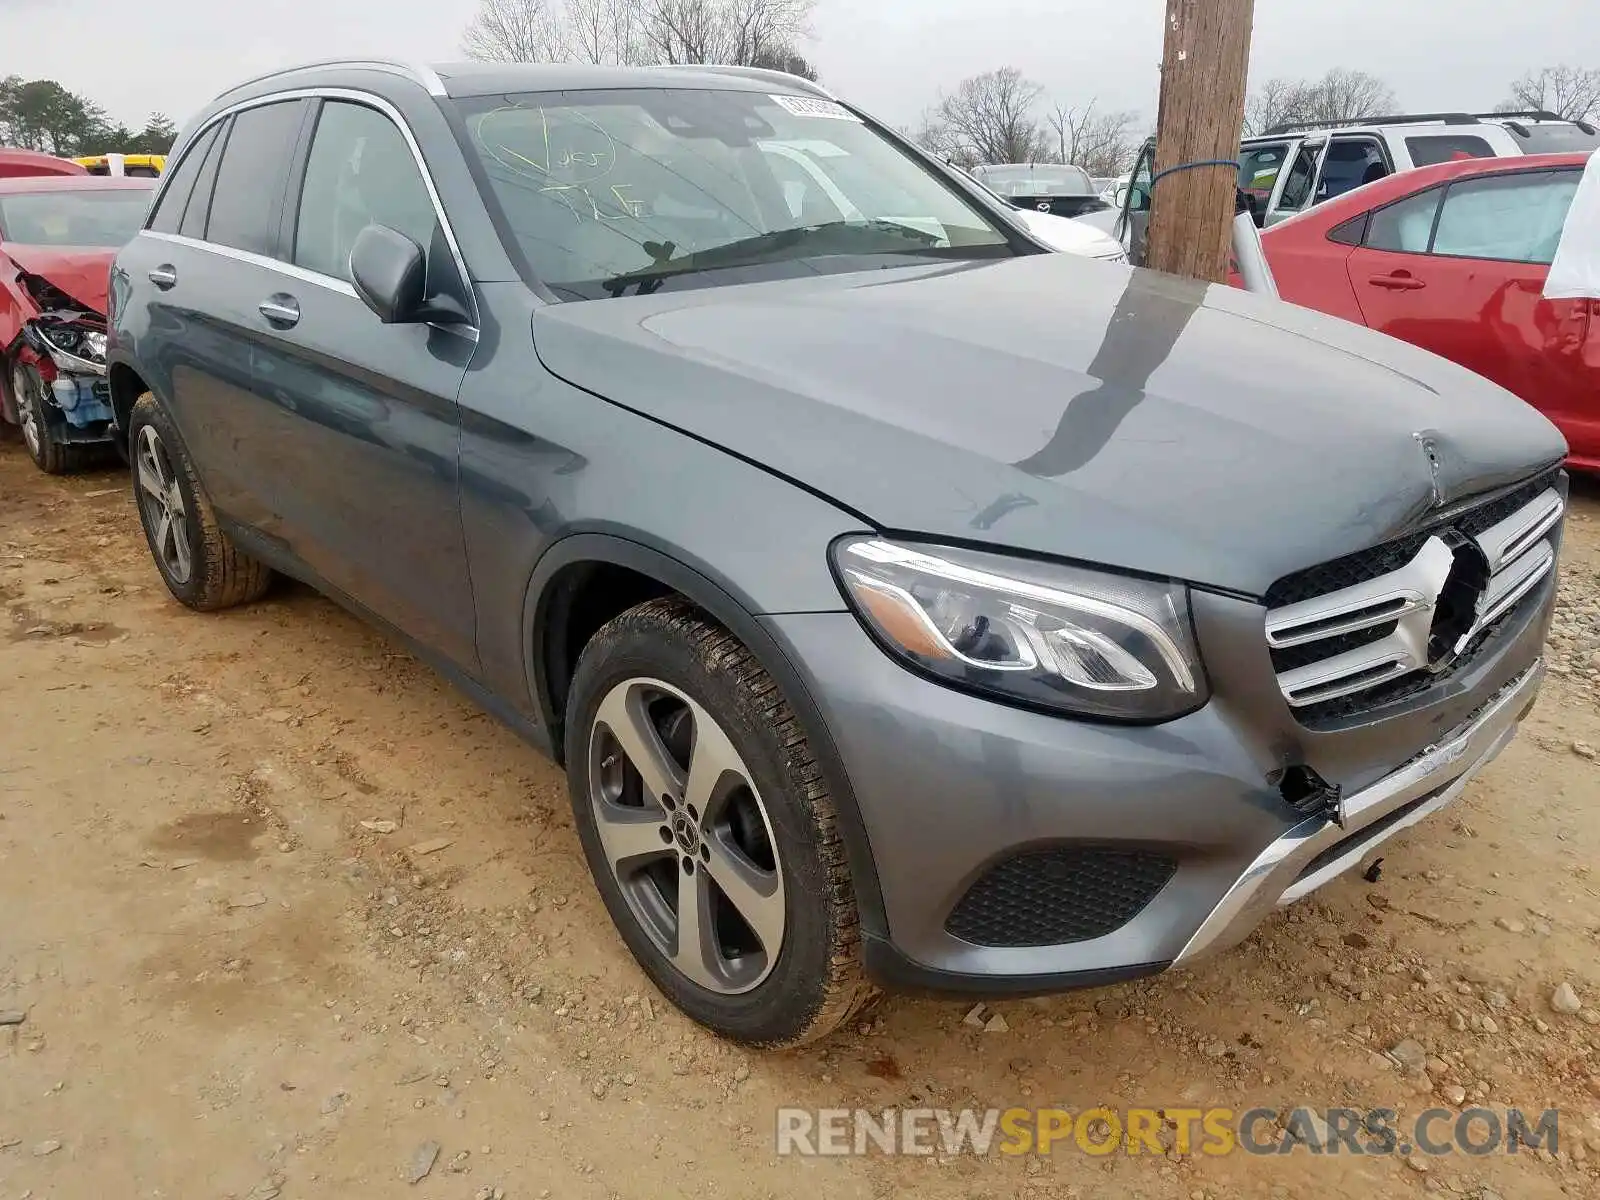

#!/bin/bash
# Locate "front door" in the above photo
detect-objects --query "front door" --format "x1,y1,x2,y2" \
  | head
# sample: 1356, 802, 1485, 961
249, 96, 481, 670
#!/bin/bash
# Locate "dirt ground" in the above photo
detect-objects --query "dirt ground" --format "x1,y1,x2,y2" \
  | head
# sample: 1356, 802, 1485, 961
2, 439, 1598, 1200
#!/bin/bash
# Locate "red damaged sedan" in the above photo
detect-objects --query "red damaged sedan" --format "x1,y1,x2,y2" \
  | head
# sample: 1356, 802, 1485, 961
1246, 152, 1600, 468
0, 175, 154, 472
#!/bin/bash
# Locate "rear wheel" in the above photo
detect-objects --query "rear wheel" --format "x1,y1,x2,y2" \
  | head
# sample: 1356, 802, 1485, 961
564, 598, 870, 1046
128, 393, 274, 610
10, 359, 98, 474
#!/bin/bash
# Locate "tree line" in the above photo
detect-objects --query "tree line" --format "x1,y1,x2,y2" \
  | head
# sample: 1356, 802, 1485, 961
914, 63, 1600, 178
1, 76, 177, 158
463, 0, 818, 78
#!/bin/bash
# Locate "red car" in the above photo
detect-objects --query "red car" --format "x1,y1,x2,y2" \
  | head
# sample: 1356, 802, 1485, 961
0, 148, 88, 179
0, 175, 154, 472
1245, 152, 1600, 468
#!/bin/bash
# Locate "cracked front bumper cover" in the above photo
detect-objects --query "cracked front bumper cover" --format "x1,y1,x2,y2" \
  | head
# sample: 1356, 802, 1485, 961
1173, 659, 1543, 966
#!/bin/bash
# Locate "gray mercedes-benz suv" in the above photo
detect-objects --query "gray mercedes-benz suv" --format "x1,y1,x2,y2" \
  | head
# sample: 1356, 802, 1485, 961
107, 60, 1567, 1046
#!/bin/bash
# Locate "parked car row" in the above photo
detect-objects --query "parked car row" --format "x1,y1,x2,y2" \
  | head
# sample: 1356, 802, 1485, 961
1088, 109, 1600, 255
55, 61, 1563, 1048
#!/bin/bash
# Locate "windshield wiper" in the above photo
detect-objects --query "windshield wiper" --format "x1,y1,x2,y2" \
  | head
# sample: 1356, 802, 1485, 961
601, 220, 946, 297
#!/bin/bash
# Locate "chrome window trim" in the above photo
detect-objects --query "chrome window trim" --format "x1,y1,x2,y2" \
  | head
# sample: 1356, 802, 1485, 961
142, 85, 478, 327
142, 230, 358, 297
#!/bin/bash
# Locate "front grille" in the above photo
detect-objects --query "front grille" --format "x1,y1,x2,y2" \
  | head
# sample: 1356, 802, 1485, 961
1263, 470, 1563, 726
945, 847, 1176, 948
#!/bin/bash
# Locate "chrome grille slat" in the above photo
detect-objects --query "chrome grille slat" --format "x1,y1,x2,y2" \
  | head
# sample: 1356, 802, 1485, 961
1265, 484, 1563, 718
1476, 488, 1563, 573
1265, 538, 1452, 649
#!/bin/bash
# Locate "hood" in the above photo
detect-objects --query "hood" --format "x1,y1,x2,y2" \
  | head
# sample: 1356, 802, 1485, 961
3, 245, 113, 314
1009, 209, 1125, 260
533, 254, 1566, 597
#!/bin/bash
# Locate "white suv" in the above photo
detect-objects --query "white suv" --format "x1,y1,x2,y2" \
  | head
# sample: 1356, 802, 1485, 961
1239, 110, 1599, 226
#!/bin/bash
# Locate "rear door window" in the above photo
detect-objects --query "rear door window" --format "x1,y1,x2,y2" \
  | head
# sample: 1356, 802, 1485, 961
147, 124, 219, 234
1432, 170, 1581, 264
205, 100, 307, 256
1405, 135, 1495, 167
179, 119, 229, 240
1365, 187, 1444, 254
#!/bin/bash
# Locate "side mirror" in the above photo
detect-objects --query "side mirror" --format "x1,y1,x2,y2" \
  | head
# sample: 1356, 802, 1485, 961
350, 224, 471, 326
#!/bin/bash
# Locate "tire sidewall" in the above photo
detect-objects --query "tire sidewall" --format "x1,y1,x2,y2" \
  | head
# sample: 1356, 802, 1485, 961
564, 610, 839, 1045
11, 361, 56, 471
127, 395, 212, 606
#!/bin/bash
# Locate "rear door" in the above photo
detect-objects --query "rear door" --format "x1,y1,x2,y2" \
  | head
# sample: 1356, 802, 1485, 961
1348, 168, 1590, 446
122, 99, 310, 530
252, 95, 480, 668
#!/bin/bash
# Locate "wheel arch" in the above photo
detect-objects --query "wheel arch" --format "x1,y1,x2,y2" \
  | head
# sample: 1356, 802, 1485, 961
107, 360, 149, 436
522, 533, 888, 939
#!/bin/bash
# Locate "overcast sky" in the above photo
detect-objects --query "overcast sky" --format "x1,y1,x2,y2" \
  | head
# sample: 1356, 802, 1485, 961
2, 0, 1597, 132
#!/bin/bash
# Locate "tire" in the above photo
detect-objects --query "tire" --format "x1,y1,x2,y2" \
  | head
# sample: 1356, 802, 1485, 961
9, 357, 100, 474
564, 597, 871, 1046
128, 392, 274, 611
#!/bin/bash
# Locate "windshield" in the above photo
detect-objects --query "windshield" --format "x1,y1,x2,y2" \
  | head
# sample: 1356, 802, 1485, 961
971, 164, 1094, 196
0, 188, 152, 247
456, 88, 1011, 299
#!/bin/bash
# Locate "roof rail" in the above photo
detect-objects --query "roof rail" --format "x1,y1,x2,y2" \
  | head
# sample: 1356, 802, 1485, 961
1479, 110, 1600, 137
657, 63, 836, 101
1474, 109, 1566, 123
215, 58, 446, 99
1261, 112, 1482, 135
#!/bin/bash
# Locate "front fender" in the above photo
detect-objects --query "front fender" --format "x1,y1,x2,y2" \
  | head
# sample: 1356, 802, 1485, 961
520, 531, 889, 941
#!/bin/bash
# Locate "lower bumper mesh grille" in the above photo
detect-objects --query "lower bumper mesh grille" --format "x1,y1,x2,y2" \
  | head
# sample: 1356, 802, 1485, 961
945, 847, 1177, 948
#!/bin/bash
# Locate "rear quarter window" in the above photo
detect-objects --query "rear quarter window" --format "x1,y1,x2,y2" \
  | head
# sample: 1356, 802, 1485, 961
1405, 135, 1495, 167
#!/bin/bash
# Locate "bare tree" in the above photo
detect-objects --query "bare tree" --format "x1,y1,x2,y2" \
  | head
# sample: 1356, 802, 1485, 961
462, 0, 815, 69
913, 109, 976, 169
929, 68, 1046, 166
1241, 69, 1397, 134
1045, 100, 1140, 175
462, 0, 564, 62
563, 0, 649, 65
1502, 65, 1600, 121
1242, 77, 1303, 135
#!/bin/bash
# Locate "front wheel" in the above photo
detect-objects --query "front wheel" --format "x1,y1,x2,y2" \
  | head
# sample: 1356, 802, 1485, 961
564, 598, 871, 1046
128, 393, 274, 610
10, 359, 97, 474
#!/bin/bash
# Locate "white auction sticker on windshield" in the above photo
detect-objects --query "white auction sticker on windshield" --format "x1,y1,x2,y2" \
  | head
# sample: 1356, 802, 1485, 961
768, 94, 861, 121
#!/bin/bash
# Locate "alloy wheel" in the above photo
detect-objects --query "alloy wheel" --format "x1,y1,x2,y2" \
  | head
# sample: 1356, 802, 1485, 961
13, 365, 42, 459
587, 677, 786, 994
135, 424, 194, 584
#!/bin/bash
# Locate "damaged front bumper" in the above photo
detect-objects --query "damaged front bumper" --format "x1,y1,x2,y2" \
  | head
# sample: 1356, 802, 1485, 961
19, 313, 116, 440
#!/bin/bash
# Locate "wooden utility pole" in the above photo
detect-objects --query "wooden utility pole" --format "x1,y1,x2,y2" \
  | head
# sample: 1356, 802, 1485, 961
1145, 0, 1256, 282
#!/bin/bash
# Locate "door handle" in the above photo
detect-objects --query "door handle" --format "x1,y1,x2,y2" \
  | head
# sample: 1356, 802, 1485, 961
257, 295, 301, 328
148, 264, 177, 289
1368, 273, 1426, 291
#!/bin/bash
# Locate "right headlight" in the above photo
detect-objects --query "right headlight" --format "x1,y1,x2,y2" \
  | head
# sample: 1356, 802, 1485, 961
833, 538, 1208, 722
